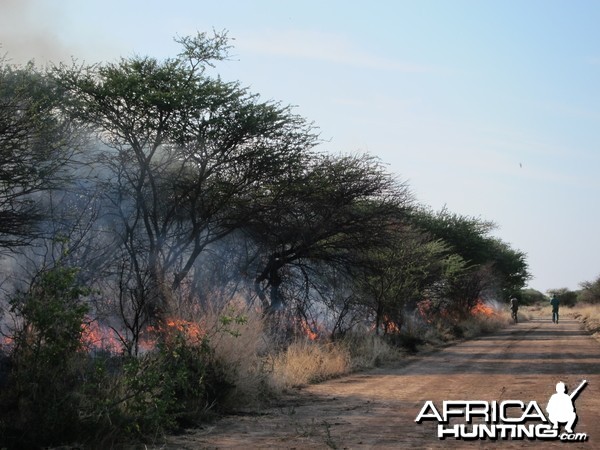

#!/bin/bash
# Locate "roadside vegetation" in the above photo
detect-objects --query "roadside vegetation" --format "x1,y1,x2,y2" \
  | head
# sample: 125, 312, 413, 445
550, 277, 600, 341
570, 305, 600, 341
2, 30, 584, 449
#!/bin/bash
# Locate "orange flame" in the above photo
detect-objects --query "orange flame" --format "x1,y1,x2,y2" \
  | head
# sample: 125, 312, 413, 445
0, 335, 14, 352
382, 316, 401, 334
81, 319, 122, 353
164, 318, 205, 342
143, 317, 206, 349
80, 316, 206, 354
298, 318, 319, 340
471, 299, 496, 317
417, 299, 435, 324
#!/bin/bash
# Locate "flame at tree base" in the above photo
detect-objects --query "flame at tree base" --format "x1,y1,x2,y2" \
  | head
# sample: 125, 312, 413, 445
80, 316, 206, 355
416, 298, 499, 325
298, 317, 320, 341
471, 299, 497, 317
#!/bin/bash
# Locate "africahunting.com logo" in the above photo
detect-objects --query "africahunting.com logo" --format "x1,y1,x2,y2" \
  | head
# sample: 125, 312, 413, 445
415, 379, 588, 442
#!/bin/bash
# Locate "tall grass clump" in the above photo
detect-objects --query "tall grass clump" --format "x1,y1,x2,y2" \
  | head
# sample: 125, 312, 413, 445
268, 339, 351, 390
197, 300, 271, 409
341, 333, 403, 370
569, 304, 600, 339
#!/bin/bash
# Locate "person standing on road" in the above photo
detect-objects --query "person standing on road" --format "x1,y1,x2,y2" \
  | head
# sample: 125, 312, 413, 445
550, 295, 560, 323
510, 297, 519, 322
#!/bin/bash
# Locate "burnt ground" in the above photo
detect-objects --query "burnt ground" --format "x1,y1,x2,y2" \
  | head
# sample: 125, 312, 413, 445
163, 313, 600, 449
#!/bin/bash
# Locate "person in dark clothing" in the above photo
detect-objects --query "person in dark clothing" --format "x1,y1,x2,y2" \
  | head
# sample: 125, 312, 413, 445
550, 295, 560, 323
510, 297, 519, 323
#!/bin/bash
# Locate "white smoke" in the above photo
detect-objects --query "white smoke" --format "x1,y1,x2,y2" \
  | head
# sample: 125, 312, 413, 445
0, 0, 73, 65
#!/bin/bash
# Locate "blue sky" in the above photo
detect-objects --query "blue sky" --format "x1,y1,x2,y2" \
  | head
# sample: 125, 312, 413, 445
2, 0, 599, 292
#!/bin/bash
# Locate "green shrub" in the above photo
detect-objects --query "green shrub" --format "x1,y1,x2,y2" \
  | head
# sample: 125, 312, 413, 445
0, 265, 90, 448
119, 331, 216, 437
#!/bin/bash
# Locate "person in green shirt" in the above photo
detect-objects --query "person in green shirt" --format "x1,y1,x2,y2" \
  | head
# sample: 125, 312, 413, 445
550, 295, 560, 324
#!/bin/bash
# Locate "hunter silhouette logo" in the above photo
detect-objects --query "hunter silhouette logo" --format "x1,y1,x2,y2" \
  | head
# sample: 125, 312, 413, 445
547, 380, 586, 434
415, 379, 588, 442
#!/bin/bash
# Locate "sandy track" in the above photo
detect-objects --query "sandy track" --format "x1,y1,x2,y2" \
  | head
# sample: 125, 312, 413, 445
166, 315, 600, 449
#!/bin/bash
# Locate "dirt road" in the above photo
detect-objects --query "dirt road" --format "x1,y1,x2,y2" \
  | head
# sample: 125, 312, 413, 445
167, 315, 600, 449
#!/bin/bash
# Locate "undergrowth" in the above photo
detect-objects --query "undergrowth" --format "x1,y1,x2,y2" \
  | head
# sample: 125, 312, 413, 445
0, 293, 518, 448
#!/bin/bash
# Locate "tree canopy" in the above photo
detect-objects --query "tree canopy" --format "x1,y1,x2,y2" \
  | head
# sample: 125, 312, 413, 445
0, 61, 77, 250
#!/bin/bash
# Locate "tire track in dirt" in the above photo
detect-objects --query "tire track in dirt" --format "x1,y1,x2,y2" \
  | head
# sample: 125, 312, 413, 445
166, 316, 600, 449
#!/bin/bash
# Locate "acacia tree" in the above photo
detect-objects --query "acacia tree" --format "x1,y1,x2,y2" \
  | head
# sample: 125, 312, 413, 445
487, 238, 530, 299
55, 31, 318, 321
408, 207, 530, 317
579, 275, 600, 304
355, 229, 452, 335
243, 153, 412, 312
0, 60, 76, 251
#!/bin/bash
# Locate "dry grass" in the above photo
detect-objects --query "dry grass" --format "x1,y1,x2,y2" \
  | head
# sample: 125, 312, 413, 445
521, 303, 547, 317
424, 305, 515, 343
268, 339, 351, 390
457, 312, 510, 339
341, 333, 403, 370
566, 303, 600, 342
193, 300, 271, 408
182, 300, 406, 406
187, 299, 543, 410
267, 331, 407, 392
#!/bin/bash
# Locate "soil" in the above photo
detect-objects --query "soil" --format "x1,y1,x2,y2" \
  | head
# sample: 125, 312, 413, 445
164, 313, 600, 449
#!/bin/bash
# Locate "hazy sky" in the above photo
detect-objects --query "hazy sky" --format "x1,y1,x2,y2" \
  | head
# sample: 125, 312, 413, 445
1, 0, 599, 293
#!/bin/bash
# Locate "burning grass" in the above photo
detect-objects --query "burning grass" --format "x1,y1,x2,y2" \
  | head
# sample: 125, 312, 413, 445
0, 287, 529, 449
471, 299, 496, 317
412, 298, 515, 343
265, 299, 513, 392
80, 318, 122, 353
453, 300, 512, 339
